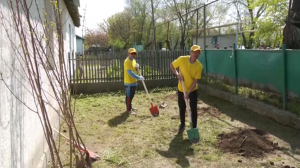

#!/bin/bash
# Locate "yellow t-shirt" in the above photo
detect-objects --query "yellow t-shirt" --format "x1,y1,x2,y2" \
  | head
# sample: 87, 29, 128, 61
172, 56, 203, 92
124, 57, 138, 84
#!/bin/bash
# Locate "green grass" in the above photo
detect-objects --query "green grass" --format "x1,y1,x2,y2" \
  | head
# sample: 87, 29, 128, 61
50, 87, 300, 168
200, 78, 300, 116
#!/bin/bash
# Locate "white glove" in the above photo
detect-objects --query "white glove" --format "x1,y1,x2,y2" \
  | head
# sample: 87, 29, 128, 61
138, 76, 144, 80
136, 63, 140, 69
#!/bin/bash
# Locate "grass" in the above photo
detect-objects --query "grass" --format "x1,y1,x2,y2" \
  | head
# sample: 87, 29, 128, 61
200, 78, 300, 116
51, 87, 300, 168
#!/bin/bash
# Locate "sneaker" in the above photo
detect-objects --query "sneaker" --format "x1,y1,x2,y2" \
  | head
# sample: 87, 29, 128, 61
177, 124, 185, 134
132, 107, 138, 111
127, 110, 136, 115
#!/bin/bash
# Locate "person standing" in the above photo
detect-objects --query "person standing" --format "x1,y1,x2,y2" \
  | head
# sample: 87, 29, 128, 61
170, 45, 203, 134
124, 48, 144, 114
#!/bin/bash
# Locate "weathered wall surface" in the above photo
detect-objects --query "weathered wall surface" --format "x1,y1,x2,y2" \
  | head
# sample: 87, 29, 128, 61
0, 0, 76, 167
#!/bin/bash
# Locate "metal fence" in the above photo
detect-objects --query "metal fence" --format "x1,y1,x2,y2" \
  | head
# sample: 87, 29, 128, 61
69, 50, 188, 84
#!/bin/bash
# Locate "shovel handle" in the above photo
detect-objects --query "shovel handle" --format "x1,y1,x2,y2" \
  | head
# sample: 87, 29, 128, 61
52, 127, 83, 149
179, 72, 192, 124
137, 67, 152, 103
52, 127, 69, 140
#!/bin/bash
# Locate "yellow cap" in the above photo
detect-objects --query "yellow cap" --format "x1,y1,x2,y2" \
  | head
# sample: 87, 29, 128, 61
191, 45, 202, 52
128, 48, 137, 54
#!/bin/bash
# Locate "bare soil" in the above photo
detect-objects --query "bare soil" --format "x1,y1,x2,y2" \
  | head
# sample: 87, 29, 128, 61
218, 129, 277, 158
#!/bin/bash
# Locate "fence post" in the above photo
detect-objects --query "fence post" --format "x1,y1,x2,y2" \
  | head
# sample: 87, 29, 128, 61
68, 52, 71, 84
204, 49, 208, 84
282, 44, 287, 110
233, 43, 238, 94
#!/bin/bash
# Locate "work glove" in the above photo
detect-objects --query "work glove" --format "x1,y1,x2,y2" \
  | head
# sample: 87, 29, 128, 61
138, 76, 144, 81
136, 63, 140, 69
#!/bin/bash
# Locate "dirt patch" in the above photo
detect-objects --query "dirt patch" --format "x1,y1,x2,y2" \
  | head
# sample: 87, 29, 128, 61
197, 105, 222, 118
171, 105, 222, 119
165, 93, 177, 100
217, 129, 277, 158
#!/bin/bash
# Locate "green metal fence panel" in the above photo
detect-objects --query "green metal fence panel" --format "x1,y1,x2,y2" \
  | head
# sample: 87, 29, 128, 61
205, 50, 234, 78
70, 50, 300, 98
287, 50, 300, 96
237, 50, 283, 93
198, 51, 206, 72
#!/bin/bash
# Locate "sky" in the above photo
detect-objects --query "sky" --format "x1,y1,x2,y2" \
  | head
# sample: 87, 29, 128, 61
75, 0, 126, 36
73, 0, 237, 37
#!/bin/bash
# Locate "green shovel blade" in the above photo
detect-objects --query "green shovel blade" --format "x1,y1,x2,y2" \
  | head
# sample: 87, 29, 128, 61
187, 128, 200, 143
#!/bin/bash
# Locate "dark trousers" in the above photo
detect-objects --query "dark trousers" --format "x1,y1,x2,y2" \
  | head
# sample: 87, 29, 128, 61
178, 90, 198, 128
125, 86, 136, 111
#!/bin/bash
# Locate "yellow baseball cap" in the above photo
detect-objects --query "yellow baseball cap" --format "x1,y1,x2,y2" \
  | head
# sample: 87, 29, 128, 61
128, 48, 137, 54
191, 45, 202, 52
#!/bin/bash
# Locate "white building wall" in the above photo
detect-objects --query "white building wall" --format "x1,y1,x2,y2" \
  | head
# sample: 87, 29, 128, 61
0, 0, 77, 167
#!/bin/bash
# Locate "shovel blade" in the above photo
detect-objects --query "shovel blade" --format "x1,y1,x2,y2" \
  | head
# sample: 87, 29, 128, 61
75, 144, 100, 162
86, 149, 101, 162
187, 128, 200, 143
149, 104, 159, 117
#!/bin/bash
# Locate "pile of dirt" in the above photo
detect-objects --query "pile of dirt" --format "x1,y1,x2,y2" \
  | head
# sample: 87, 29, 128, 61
217, 129, 278, 158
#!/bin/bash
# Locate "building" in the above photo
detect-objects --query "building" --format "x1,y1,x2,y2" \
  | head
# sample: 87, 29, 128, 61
193, 34, 237, 49
76, 35, 84, 55
192, 23, 239, 49
0, 0, 80, 167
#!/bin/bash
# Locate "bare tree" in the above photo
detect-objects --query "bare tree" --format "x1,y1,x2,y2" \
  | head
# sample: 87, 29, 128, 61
163, 0, 205, 50
85, 28, 109, 49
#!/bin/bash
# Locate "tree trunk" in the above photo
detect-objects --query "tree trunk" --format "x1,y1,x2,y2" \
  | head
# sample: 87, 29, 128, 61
180, 33, 185, 50
292, 0, 300, 11
242, 32, 247, 49
283, 0, 300, 49
146, 21, 152, 46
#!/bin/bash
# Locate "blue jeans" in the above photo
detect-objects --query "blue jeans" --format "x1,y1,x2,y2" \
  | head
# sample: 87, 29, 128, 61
125, 86, 136, 111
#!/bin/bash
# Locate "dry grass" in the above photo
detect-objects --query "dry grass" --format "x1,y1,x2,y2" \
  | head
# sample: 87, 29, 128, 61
51, 87, 300, 168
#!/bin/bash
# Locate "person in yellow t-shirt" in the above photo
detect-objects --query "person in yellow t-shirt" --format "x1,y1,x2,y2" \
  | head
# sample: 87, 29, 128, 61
170, 45, 203, 134
124, 48, 144, 114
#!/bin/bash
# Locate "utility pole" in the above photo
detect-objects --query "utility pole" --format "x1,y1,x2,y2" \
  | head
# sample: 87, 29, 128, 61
151, 0, 156, 50
196, 9, 198, 45
82, 4, 87, 55
203, 4, 206, 48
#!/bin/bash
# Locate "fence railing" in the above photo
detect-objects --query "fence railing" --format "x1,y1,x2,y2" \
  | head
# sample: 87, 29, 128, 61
69, 50, 188, 84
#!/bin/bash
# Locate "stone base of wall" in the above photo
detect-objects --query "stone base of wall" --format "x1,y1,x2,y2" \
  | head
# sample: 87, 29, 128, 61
198, 84, 300, 130
206, 73, 299, 99
71, 79, 178, 94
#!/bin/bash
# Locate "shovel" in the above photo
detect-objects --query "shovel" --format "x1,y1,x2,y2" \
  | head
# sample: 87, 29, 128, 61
137, 67, 159, 117
180, 78, 200, 143
52, 127, 100, 162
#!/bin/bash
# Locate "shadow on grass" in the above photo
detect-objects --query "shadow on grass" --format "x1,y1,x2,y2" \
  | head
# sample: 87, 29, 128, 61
108, 111, 129, 127
199, 92, 300, 157
137, 115, 153, 120
156, 134, 194, 168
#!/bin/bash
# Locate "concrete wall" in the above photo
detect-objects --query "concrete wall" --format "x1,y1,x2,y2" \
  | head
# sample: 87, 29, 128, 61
193, 34, 237, 49
198, 84, 300, 130
0, 0, 77, 167
71, 79, 178, 94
